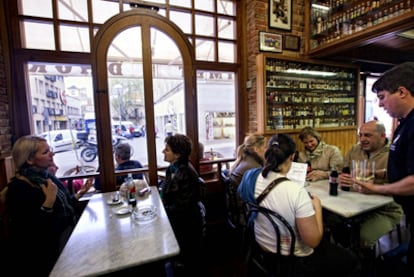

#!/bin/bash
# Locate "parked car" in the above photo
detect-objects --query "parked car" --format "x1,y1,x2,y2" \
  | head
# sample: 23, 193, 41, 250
132, 125, 145, 137
112, 121, 136, 139
39, 129, 80, 152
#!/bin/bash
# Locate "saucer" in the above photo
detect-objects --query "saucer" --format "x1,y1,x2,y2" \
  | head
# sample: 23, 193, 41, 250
115, 207, 131, 216
107, 199, 122, 205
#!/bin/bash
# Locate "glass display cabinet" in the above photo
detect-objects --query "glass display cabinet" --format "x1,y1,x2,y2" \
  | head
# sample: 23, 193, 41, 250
309, 0, 413, 50
256, 54, 359, 134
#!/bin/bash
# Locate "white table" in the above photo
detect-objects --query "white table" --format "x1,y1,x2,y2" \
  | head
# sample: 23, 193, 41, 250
50, 187, 180, 277
306, 180, 394, 218
306, 180, 395, 249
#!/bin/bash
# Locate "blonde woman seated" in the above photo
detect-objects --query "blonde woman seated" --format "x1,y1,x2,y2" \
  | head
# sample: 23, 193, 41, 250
224, 134, 266, 228
297, 126, 343, 182
228, 134, 266, 187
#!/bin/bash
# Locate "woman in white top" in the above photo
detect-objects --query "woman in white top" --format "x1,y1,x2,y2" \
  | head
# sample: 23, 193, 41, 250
239, 134, 360, 276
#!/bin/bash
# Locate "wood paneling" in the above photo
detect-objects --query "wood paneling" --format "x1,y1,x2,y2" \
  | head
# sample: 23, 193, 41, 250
266, 128, 358, 158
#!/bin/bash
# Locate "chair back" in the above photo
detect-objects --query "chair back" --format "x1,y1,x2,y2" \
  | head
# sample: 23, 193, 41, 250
245, 202, 296, 276
220, 172, 246, 228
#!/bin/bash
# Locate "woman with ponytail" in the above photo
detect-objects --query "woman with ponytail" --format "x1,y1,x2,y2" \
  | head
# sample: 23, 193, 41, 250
238, 134, 360, 277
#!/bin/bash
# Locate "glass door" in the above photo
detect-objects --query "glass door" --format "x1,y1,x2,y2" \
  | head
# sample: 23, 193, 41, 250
92, 10, 195, 191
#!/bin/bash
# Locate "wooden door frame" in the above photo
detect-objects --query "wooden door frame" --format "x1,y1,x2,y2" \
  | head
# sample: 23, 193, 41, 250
91, 9, 197, 191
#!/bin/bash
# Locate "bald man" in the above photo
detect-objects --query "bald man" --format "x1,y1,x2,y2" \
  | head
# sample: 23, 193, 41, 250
336, 120, 403, 249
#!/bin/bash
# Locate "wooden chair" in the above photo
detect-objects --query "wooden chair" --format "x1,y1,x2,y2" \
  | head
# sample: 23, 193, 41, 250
244, 202, 296, 277
220, 172, 246, 229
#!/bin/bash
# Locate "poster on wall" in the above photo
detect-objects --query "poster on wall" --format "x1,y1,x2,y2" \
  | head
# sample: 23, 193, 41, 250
269, 0, 292, 31
259, 32, 282, 53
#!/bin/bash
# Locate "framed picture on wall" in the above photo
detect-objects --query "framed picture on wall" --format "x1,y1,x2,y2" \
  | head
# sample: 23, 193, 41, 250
259, 31, 282, 53
269, 0, 292, 31
283, 35, 300, 51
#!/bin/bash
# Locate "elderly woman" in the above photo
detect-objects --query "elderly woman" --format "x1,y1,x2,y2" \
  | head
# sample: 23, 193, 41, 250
297, 126, 343, 181
159, 134, 205, 275
4, 135, 92, 276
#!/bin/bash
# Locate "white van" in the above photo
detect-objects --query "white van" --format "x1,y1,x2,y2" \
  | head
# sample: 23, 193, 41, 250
39, 129, 80, 152
112, 121, 136, 138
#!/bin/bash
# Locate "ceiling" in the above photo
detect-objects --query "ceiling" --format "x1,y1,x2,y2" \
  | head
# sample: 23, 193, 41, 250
313, 28, 414, 74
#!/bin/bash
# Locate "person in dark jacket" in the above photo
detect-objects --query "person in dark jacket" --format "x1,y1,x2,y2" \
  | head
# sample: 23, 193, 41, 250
94, 143, 143, 191
114, 143, 143, 186
4, 135, 92, 276
159, 134, 206, 275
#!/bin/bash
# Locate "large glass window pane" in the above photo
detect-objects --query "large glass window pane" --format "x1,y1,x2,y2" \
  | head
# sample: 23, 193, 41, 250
107, 27, 147, 172
60, 25, 90, 52
218, 0, 236, 16
218, 41, 236, 63
19, 0, 53, 18
170, 11, 192, 34
170, 0, 191, 8
58, 0, 88, 22
22, 21, 55, 50
195, 14, 215, 37
365, 77, 393, 138
196, 39, 215, 62
92, 0, 119, 24
197, 70, 236, 159
195, 0, 214, 12
27, 62, 97, 191
151, 28, 185, 167
218, 17, 235, 40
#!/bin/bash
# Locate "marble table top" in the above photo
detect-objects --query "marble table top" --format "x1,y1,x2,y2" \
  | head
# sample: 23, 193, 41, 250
306, 180, 394, 218
50, 186, 180, 277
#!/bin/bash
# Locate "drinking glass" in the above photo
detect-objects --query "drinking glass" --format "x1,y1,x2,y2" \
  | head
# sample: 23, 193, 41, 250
364, 160, 375, 183
352, 160, 376, 190
352, 160, 365, 181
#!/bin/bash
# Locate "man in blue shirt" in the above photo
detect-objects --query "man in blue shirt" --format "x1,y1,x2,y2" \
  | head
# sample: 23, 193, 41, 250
356, 62, 414, 275
94, 143, 143, 191
114, 143, 143, 186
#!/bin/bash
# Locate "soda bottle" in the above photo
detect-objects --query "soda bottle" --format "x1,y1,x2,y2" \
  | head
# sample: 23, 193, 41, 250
126, 173, 137, 209
341, 166, 351, 191
329, 167, 339, 196
306, 160, 312, 173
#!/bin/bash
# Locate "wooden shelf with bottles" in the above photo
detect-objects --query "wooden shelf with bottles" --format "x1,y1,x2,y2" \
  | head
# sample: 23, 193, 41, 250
307, 0, 414, 56
256, 53, 359, 134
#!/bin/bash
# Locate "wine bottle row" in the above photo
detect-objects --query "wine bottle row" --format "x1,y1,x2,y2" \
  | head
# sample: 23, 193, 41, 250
267, 90, 354, 104
310, 0, 413, 49
266, 116, 355, 130
265, 60, 355, 79
266, 77, 354, 91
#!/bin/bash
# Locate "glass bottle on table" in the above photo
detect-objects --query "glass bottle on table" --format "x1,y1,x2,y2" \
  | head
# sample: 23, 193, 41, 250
340, 166, 351, 191
329, 166, 339, 196
126, 173, 137, 210
305, 160, 312, 186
